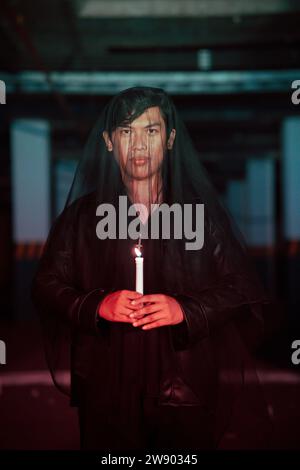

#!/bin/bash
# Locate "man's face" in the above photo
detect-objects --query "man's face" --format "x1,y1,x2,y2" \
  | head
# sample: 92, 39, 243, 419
104, 106, 175, 181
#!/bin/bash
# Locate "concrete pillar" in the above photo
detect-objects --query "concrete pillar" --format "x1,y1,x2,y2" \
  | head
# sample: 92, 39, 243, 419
246, 158, 275, 248
10, 119, 51, 319
282, 117, 300, 330
11, 119, 51, 243
226, 179, 247, 239
282, 117, 300, 241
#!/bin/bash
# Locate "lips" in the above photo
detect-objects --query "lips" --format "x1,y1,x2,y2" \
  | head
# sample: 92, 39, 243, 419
132, 157, 149, 165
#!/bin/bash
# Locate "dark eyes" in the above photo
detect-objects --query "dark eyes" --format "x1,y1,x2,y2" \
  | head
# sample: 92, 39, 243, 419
147, 128, 158, 135
120, 128, 158, 135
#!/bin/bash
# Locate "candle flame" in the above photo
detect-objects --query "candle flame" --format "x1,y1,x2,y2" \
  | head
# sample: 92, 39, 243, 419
135, 247, 142, 257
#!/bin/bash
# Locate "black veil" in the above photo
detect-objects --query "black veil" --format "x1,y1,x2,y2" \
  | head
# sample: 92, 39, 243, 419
65, 86, 267, 298
32, 87, 271, 448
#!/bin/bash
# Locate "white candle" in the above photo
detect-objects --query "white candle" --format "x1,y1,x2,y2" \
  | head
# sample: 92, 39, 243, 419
134, 235, 143, 294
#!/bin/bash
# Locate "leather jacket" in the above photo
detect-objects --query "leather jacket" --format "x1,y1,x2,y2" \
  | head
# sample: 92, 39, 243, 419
31, 192, 268, 413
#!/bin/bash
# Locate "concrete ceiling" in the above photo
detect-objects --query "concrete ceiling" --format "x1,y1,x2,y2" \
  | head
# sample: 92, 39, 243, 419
0, 0, 300, 72
0, 0, 297, 182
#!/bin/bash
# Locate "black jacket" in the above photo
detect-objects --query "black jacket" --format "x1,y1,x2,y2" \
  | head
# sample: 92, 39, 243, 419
31, 191, 269, 442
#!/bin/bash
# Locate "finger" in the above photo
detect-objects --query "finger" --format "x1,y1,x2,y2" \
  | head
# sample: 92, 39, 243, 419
129, 298, 160, 309
127, 301, 145, 310
119, 307, 135, 316
123, 290, 144, 300
114, 311, 136, 323
128, 299, 153, 309
129, 311, 146, 319
132, 311, 164, 327
130, 303, 163, 318
142, 319, 167, 330
136, 294, 163, 304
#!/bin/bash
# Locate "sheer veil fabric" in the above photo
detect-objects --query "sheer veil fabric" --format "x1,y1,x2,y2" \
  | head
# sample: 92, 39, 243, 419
32, 87, 272, 447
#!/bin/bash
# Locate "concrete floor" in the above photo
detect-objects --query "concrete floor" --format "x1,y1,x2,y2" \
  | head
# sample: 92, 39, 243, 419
1, 317, 300, 450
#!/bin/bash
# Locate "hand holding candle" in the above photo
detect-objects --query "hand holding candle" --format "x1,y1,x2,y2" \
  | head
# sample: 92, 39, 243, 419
130, 294, 185, 330
134, 234, 143, 294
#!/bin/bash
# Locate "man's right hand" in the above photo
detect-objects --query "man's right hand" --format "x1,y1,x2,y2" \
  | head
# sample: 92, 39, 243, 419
98, 290, 144, 323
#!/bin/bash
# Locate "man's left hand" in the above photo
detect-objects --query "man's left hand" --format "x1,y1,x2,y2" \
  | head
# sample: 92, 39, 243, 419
129, 294, 184, 330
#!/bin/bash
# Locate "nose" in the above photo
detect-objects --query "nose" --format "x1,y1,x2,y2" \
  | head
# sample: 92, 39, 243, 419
132, 131, 147, 150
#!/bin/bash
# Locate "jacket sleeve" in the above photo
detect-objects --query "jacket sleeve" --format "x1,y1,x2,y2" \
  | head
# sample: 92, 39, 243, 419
31, 207, 112, 336
170, 217, 269, 351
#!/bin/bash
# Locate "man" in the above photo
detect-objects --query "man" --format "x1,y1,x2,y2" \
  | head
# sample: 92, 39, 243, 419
32, 87, 270, 450
100, 105, 182, 331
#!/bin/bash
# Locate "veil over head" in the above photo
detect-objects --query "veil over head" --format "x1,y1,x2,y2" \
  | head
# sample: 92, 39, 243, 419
64, 86, 267, 300
33, 86, 271, 447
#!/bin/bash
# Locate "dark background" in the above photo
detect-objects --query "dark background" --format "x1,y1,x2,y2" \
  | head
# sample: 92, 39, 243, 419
0, 0, 300, 450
